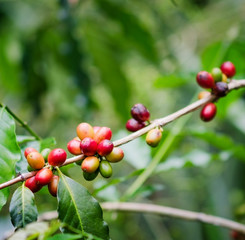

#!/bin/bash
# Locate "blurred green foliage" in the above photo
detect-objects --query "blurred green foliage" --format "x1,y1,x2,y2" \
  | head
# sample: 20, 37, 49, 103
1, 0, 245, 239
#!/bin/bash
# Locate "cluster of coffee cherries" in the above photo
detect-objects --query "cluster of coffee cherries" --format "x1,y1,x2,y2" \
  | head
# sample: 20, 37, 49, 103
67, 123, 124, 181
126, 103, 163, 148
24, 147, 67, 195
196, 61, 236, 122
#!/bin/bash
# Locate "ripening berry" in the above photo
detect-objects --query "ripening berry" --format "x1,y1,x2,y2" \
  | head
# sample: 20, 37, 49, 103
220, 61, 236, 78
93, 127, 112, 143
25, 176, 42, 193
200, 103, 217, 122
27, 152, 45, 170
198, 91, 211, 100
76, 122, 94, 140
99, 160, 113, 178
35, 168, 53, 186
222, 73, 228, 83
48, 148, 67, 166
41, 148, 51, 161
67, 139, 82, 155
48, 175, 59, 197
211, 67, 222, 82
146, 128, 162, 147
131, 103, 150, 122
83, 170, 99, 181
93, 126, 101, 135
196, 71, 215, 89
97, 139, 114, 156
126, 118, 146, 132
80, 137, 98, 156
106, 147, 124, 163
24, 147, 38, 159
212, 82, 228, 97
81, 156, 100, 173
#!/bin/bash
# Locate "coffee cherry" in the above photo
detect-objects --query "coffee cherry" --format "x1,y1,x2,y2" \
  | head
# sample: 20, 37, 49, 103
196, 71, 215, 89
198, 91, 211, 100
27, 152, 45, 170
220, 61, 236, 78
126, 118, 146, 132
99, 160, 113, 178
97, 139, 114, 156
83, 170, 99, 181
80, 137, 97, 156
67, 139, 82, 155
35, 168, 53, 186
131, 103, 150, 122
211, 67, 222, 82
93, 126, 101, 135
24, 147, 38, 159
25, 176, 42, 193
81, 156, 100, 173
76, 122, 94, 140
41, 148, 51, 161
93, 127, 112, 143
222, 73, 228, 83
48, 148, 67, 166
48, 175, 59, 197
212, 82, 228, 97
146, 128, 162, 147
106, 147, 124, 163
200, 103, 217, 122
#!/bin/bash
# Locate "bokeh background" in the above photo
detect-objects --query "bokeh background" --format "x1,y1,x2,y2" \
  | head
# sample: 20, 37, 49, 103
1, 0, 245, 239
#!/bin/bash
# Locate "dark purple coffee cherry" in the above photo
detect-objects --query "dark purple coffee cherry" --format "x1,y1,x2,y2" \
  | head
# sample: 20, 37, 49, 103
212, 82, 228, 97
131, 103, 150, 122
126, 118, 146, 132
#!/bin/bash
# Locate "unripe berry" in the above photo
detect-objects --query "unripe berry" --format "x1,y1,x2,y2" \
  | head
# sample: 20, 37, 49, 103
198, 91, 211, 100
212, 82, 228, 97
211, 67, 222, 82
24, 147, 38, 159
35, 168, 53, 186
25, 176, 42, 193
220, 61, 236, 78
97, 139, 114, 156
131, 103, 150, 122
106, 147, 124, 163
83, 170, 99, 181
48, 148, 67, 166
76, 122, 94, 140
67, 139, 82, 155
146, 128, 162, 147
222, 73, 228, 83
93, 127, 112, 143
99, 160, 112, 178
126, 118, 145, 132
196, 71, 215, 89
48, 175, 59, 197
200, 103, 217, 122
27, 152, 45, 170
81, 156, 100, 173
41, 148, 51, 161
80, 137, 98, 156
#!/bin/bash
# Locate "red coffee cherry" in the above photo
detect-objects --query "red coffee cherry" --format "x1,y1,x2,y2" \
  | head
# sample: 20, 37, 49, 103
35, 168, 53, 186
196, 71, 215, 89
220, 61, 236, 78
93, 127, 112, 143
97, 139, 114, 156
67, 139, 82, 155
93, 126, 101, 135
212, 82, 228, 97
76, 122, 94, 140
145, 128, 162, 147
200, 103, 217, 122
48, 175, 59, 197
25, 176, 42, 193
126, 118, 146, 132
198, 91, 211, 100
48, 148, 67, 166
106, 147, 124, 163
80, 137, 98, 156
81, 156, 100, 173
27, 152, 45, 170
24, 147, 38, 159
131, 103, 150, 122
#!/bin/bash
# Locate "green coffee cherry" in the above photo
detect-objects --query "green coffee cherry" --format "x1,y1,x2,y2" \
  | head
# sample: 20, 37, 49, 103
211, 67, 222, 82
83, 170, 99, 181
41, 148, 51, 162
99, 160, 112, 178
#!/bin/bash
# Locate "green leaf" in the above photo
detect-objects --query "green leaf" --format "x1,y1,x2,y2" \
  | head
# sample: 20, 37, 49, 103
0, 107, 21, 211
57, 170, 109, 240
154, 74, 190, 88
47, 233, 83, 240
9, 184, 38, 228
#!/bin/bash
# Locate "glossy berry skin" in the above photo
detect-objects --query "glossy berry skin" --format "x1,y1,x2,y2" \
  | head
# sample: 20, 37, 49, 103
80, 137, 98, 156
212, 82, 228, 97
220, 61, 236, 78
106, 147, 124, 163
126, 118, 145, 132
24, 147, 38, 159
93, 127, 112, 143
41, 148, 51, 161
97, 139, 114, 156
93, 126, 101, 135
76, 122, 94, 140
200, 103, 217, 122
35, 168, 53, 186
131, 103, 150, 122
25, 176, 42, 193
27, 152, 45, 170
83, 170, 99, 181
48, 148, 67, 166
211, 67, 222, 82
67, 139, 82, 155
146, 128, 162, 147
81, 156, 100, 173
196, 71, 215, 89
48, 175, 59, 197
99, 160, 112, 178
198, 91, 211, 100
